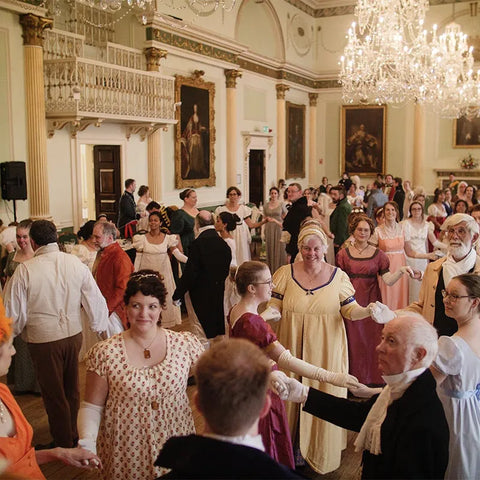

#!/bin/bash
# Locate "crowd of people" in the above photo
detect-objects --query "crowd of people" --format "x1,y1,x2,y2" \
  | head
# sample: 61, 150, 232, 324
0, 172, 479, 480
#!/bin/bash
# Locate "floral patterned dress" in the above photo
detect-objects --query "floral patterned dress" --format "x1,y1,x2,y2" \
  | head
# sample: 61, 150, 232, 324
85, 330, 203, 480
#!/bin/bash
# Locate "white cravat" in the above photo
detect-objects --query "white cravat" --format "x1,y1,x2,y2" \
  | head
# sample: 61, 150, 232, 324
354, 368, 426, 455
442, 248, 476, 287
204, 433, 265, 452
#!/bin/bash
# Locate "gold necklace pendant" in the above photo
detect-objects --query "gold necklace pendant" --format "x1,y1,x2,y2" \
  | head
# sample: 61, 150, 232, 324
144, 349, 151, 359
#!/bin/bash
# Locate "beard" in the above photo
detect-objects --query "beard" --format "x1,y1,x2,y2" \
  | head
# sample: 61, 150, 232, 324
447, 240, 471, 259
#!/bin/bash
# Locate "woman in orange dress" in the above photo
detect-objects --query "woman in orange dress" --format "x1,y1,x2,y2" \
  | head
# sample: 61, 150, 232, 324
0, 300, 100, 479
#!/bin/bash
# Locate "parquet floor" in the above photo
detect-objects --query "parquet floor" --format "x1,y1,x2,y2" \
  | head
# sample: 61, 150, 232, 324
6, 315, 363, 479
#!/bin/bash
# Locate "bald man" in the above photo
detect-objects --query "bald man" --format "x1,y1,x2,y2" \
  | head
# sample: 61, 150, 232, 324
172, 210, 231, 342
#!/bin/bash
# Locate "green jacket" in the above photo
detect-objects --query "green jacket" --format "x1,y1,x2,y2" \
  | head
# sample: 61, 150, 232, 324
330, 196, 352, 247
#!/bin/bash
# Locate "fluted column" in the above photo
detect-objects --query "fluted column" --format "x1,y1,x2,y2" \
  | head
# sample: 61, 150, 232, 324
147, 129, 162, 201
225, 69, 242, 187
413, 103, 425, 187
308, 93, 318, 185
276, 84, 290, 179
20, 13, 53, 220
143, 47, 167, 72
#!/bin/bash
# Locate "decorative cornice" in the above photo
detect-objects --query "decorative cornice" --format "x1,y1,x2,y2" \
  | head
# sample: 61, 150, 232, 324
283, 0, 473, 18
148, 27, 341, 90
147, 27, 237, 64
19, 13, 52, 47
225, 69, 242, 88
309, 92, 318, 106
144, 47, 167, 72
276, 84, 290, 100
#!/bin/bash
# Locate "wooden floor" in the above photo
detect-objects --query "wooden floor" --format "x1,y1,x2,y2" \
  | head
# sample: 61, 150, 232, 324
6, 314, 363, 479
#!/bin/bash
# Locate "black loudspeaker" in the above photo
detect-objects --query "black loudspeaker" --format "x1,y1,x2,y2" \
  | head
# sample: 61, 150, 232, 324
1, 162, 27, 200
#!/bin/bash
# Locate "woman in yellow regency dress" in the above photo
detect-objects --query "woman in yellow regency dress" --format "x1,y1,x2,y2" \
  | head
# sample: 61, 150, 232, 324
267, 225, 379, 474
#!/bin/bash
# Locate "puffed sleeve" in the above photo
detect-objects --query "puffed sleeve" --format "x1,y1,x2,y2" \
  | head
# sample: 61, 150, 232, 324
337, 269, 357, 318
378, 249, 390, 275
268, 265, 290, 314
71, 244, 90, 267
183, 331, 204, 365
432, 336, 463, 376
336, 248, 346, 271
427, 221, 435, 234
85, 338, 111, 378
243, 204, 252, 219
403, 221, 411, 242
214, 205, 224, 217
166, 234, 179, 249
131, 234, 145, 252
232, 313, 277, 349
427, 203, 436, 216
370, 229, 379, 246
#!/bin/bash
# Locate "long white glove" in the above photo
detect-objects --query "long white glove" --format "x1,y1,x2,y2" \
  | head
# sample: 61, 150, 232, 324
382, 265, 414, 286
271, 371, 309, 403
78, 401, 104, 455
172, 248, 188, 263
349, 384, 383, 399
369, 301, 396, 324
277, 350, 360, 388
260, 306, 281, 322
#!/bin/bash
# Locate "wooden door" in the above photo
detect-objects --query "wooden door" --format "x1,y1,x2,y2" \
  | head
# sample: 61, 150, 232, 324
248, 149, 265, 207
94, 145, 121, 222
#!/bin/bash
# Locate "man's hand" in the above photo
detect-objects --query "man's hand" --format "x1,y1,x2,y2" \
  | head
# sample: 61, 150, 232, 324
270, 370, 309, 403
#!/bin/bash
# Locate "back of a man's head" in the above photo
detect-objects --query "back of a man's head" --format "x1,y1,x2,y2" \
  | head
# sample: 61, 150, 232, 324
195, 339, 270, 436
196, 210, 214, 228
30, 220, 58, 246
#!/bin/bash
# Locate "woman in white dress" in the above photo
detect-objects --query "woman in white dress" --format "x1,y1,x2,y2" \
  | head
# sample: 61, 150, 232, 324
215, 186, 267, 265
136, 185, 153, 232
431, 273, 480, 480
132, 212, 187, 328
427, 188, 448, 238
214, 211, 240, 330
403, 201, 442, 302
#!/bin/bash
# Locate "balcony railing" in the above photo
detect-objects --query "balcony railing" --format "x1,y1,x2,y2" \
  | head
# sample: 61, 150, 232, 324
44, 58, 175, 122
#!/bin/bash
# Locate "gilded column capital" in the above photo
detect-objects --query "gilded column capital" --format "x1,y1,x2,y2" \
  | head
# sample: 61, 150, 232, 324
19, 13, 53, 47
144, 47, 168, 72
225, 69, 242, 88
276, 84, 290, 100
309, 93, 318, 107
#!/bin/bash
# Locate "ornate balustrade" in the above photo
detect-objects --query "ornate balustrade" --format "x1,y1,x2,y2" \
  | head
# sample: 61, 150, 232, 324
99, 42, 145, 70
44, 58, 175, 123
44, 29, 84, 59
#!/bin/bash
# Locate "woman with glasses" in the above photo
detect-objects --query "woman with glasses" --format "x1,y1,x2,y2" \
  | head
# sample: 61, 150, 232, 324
215, 186, 268, 265
431, 273, 480, 479
229, 261, 361, 469
404, 201, 443, 302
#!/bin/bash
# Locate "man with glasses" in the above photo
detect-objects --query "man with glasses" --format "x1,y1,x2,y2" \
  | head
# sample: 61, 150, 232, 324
282, 183, 311, 263
372, 213, 480, 336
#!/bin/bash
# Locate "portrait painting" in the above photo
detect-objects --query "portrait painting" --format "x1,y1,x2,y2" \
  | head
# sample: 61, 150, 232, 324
175, 72, 216, 188
454, 116, 480, 148
341, 105, 386, 176
286, 102, 305, 179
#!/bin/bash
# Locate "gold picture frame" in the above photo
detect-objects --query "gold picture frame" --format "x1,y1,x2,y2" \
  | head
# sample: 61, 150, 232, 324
341, 105, 386, 176
286, 102, 306, 179
453, 116, 480, 148
175, 72, 216, 188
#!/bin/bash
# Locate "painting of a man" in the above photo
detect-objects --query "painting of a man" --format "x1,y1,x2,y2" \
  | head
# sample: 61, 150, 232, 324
342, 106, 385, 175
455, 116, 480, 147
286, 103, 305, 178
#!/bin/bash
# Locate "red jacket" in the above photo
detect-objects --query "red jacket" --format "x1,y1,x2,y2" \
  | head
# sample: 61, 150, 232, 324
96, 242, 133, 328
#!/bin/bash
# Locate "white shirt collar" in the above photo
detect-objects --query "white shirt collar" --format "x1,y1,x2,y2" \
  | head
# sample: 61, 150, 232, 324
204, 433, 265, 452
198, 225, 216, 234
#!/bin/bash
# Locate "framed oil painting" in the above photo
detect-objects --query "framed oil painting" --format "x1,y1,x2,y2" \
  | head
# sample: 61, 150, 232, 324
341, 105, 386, 176
175, 72, 216, 188
454, 116, 480, 148
286, 102, 305, 179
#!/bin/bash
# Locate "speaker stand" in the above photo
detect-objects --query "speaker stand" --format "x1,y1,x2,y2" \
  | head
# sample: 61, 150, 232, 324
12, 199, 17, 223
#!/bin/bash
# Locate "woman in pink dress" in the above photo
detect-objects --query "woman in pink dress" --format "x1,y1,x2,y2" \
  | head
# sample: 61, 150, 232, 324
229, 261, 360, 468
336, 215, 414, 385
372, 201, 410, 310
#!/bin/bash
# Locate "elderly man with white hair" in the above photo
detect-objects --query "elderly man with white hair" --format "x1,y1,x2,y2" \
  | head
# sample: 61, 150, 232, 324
373, 213, 480, 336
274, 315, 449, 479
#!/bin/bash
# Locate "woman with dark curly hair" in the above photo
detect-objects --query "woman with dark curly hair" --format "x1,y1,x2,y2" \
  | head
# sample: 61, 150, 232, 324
71, 220, 98, 271
78, 270, 204, 480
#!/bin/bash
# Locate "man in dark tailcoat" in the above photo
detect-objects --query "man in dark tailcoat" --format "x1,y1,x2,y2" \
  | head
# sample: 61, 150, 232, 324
172, 210, 231, 342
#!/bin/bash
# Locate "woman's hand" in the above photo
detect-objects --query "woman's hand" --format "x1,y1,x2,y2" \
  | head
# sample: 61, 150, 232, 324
349, 384, 382, 398
58, 447, 102, 469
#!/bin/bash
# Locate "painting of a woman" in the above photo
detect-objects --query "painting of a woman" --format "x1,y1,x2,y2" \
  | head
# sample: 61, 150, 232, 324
181, 103, 208, 179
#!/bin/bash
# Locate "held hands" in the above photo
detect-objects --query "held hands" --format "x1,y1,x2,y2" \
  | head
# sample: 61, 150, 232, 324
260, 306, 281, 322
55, 447, 102, 469
348, 384, 383, 399
399, 266, 415, 277
322, 371, 361, 389
368, 301, 397, 324
270, 370, 309, 403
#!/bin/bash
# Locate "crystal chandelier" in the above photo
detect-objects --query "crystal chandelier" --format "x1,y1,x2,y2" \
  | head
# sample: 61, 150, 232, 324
339, 0, 430, 106
339, 0, 480, 119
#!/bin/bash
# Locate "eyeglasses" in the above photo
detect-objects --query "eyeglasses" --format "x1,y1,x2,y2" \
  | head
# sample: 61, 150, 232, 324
253, 279, 274, 287
446, 226, 469, 237
441, 290, 474, 301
